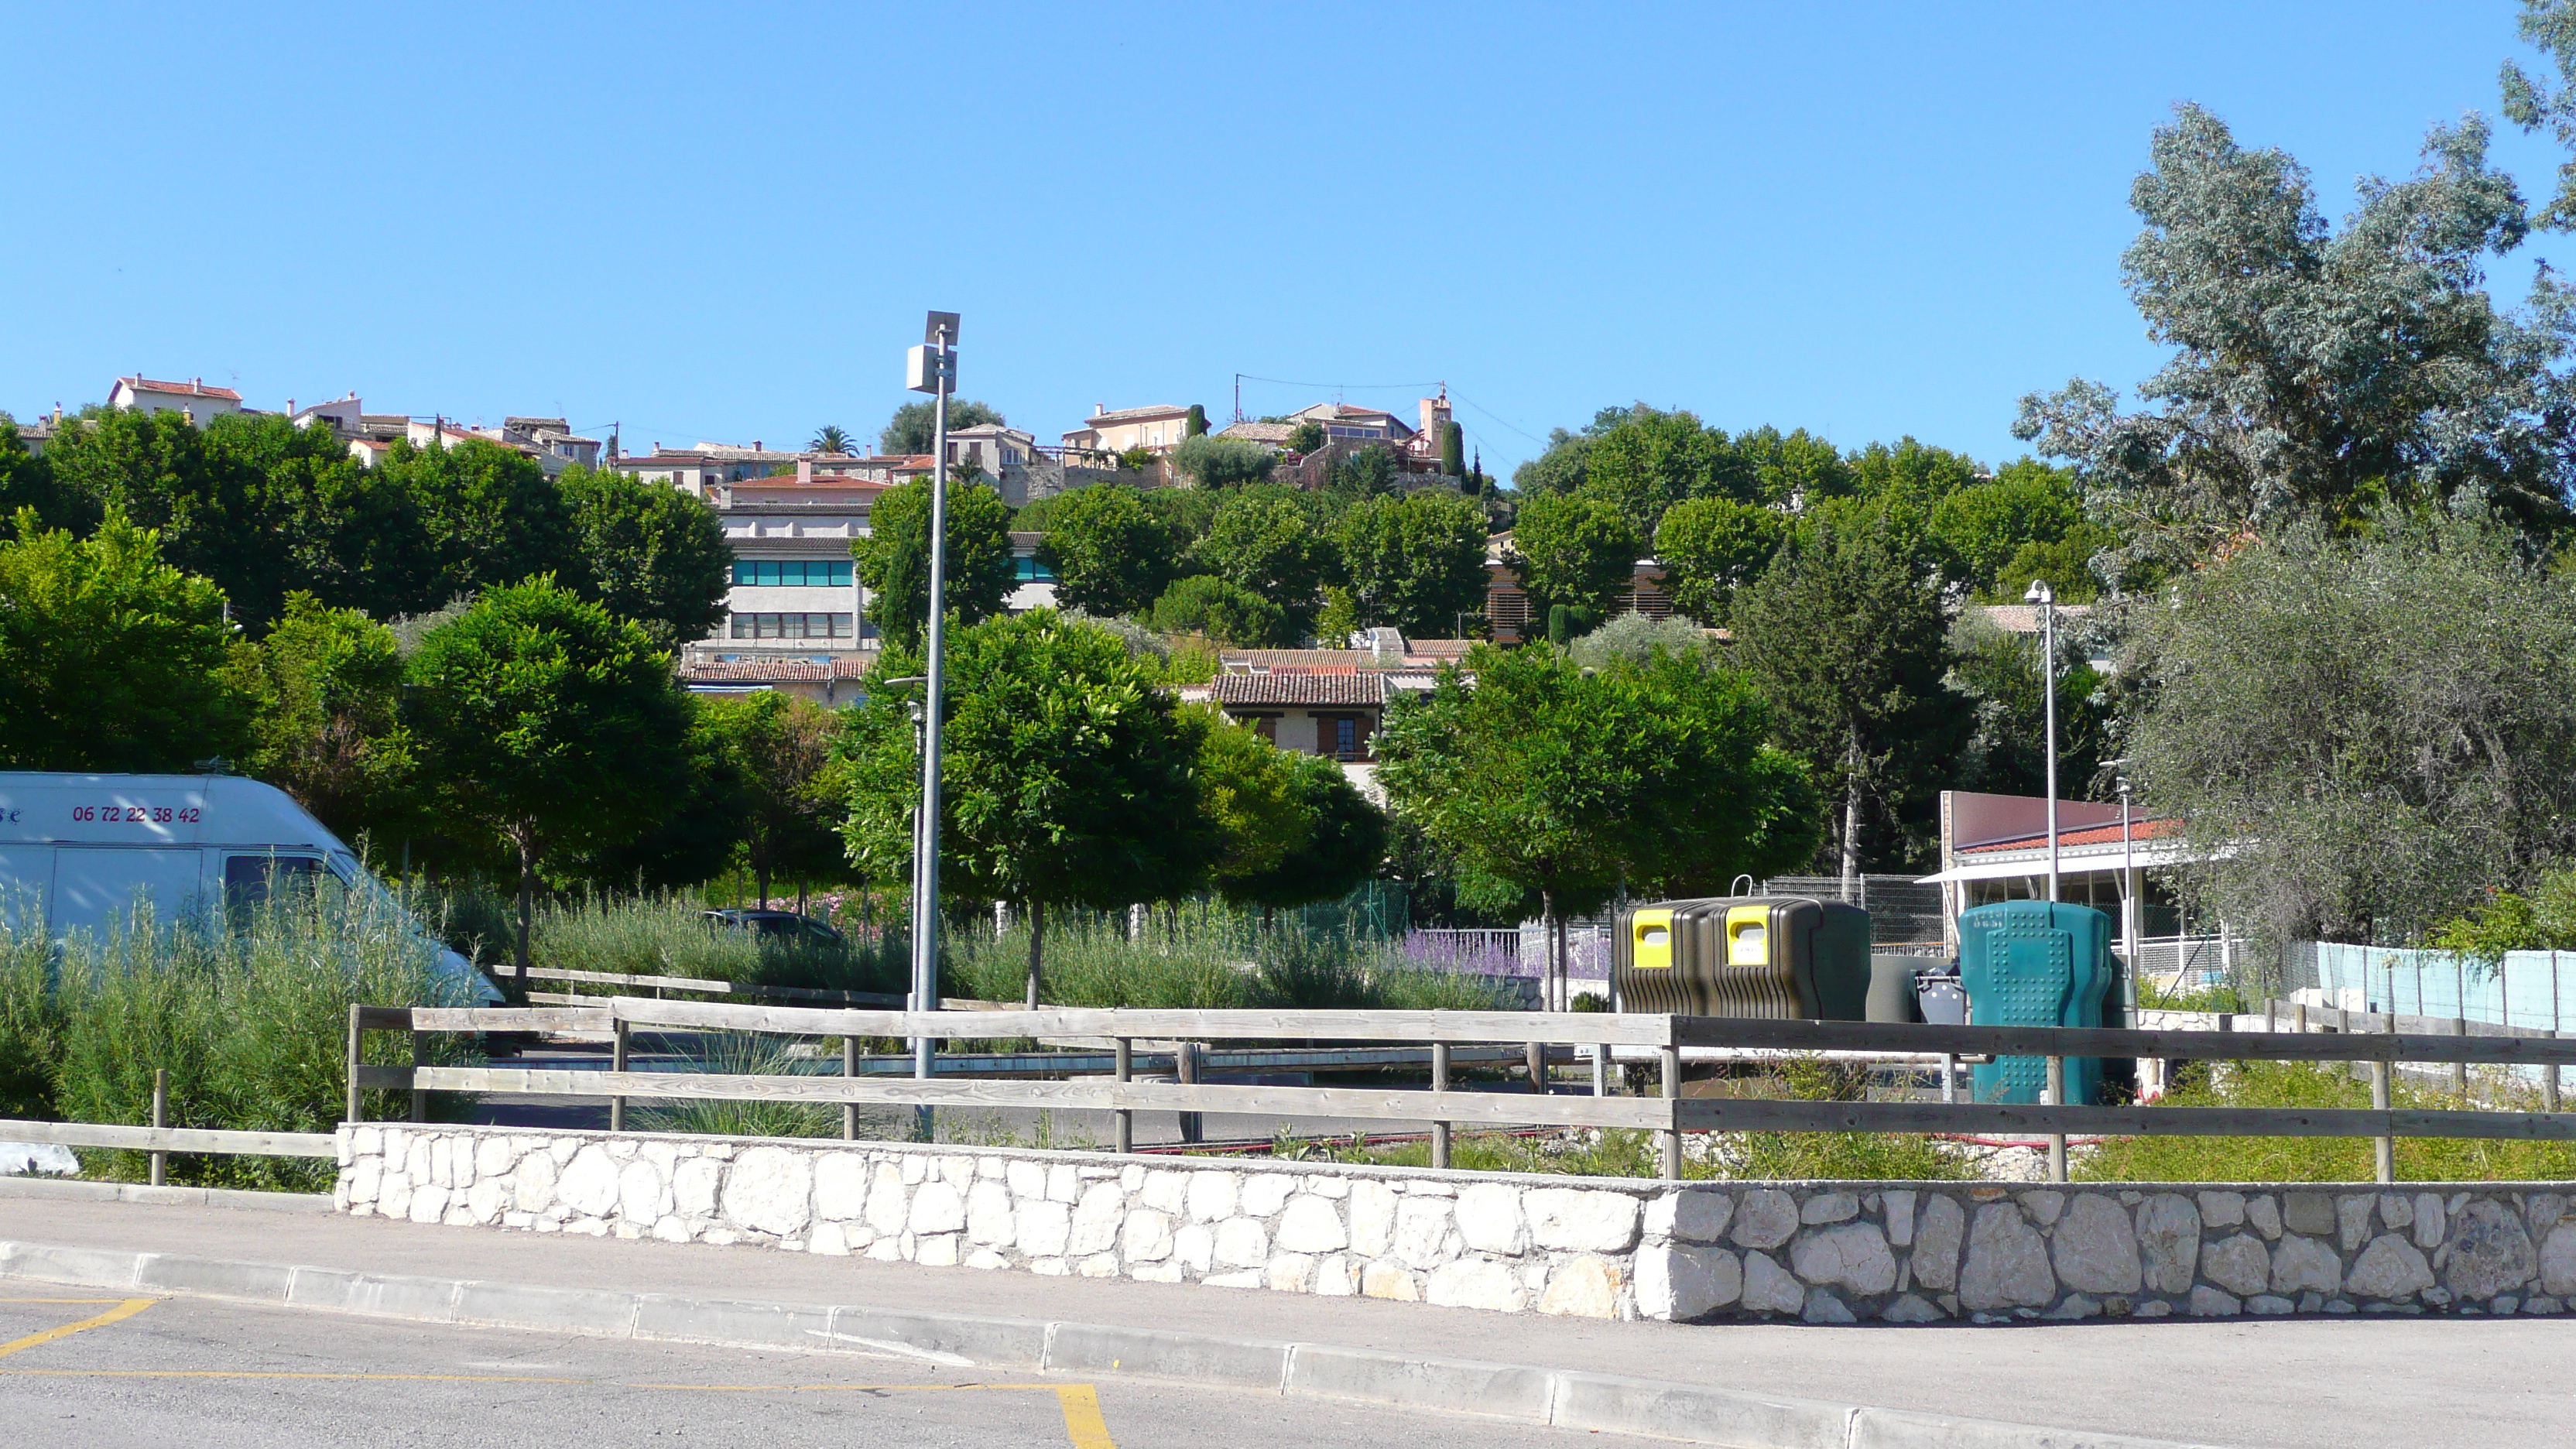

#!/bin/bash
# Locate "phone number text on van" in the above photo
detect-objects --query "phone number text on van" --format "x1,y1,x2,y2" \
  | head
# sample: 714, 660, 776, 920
70, 805, 203, 824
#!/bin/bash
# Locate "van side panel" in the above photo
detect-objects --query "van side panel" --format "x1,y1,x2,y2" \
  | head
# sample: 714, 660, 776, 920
0, 845, 57, 931
47, 847, 207, 936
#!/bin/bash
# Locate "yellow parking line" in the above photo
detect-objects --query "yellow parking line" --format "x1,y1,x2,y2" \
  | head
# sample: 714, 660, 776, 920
0, 1299, 156, 1359
1056, 1383, 1118, 1449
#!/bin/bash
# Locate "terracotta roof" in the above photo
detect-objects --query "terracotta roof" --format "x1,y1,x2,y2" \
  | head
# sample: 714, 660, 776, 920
1211, 673, 1386, 707
678, 656, 872, 683
1081, 404, 1190, 425
1218, 422, 1296, 444
1221, 642, 1479, 673
1959, 817, 2186, 855
121, 375, 242, 402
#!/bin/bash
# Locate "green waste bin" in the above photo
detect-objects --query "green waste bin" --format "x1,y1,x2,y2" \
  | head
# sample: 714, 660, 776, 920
1958, 900, 2117, 1104
1614, 897, 1872, 1019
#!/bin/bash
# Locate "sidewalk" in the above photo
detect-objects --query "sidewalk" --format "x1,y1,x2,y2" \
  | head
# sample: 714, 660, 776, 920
3, 1187, 2567, 1449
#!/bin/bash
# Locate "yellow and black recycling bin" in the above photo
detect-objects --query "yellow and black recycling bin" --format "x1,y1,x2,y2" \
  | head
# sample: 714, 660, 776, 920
1612, 897, 1874, 1019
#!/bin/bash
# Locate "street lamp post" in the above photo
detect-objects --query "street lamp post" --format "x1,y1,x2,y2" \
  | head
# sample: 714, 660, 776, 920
905, 312, 961, 1143
2024, 579, 2059, 904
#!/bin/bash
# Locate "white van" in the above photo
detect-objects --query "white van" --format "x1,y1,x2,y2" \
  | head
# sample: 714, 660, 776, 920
0, 772, 502, 1004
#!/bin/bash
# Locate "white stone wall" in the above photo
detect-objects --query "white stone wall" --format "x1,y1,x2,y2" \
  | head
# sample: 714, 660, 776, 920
335, 1125, 2576, 1324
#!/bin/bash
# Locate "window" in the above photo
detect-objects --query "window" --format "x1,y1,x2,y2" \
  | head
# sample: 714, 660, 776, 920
731, 560, 853, 587
1011, 556, 1057, 583
1334, 717, 1359, 756
727, 612, 853, 639
225, 853, 324, 912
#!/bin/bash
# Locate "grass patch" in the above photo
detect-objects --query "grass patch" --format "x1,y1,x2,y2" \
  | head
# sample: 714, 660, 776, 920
630, 1034, 840, 1139
946, 905, 1512, 1012
2078, 1060, 2576, 1183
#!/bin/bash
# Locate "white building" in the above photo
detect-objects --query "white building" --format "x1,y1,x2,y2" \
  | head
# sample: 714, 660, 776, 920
108, 375, 243, 426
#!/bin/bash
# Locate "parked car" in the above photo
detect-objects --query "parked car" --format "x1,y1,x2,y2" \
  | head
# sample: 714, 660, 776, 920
700, 908, 846, 949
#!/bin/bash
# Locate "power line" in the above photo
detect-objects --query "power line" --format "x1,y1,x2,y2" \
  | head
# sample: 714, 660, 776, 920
1233, 372, 1446, 392
1451, 394, 1548, 447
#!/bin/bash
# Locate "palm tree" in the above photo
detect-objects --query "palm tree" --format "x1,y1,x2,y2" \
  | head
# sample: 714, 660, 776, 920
810, 424, 853, 456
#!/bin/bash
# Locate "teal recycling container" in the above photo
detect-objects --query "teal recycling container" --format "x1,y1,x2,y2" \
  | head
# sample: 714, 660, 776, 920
1957, 900, 2115, 1105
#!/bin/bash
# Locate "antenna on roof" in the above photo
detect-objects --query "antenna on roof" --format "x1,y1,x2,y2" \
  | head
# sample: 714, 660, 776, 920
1233, 373, 1243, 423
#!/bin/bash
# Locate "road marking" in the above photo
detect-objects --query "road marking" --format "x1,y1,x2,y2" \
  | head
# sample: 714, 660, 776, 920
0, 1298, 134, 1305
0, 1298, 156, 1359
0, 1370, 1119, 1443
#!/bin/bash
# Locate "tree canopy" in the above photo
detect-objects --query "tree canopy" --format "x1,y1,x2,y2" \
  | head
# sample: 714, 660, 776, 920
559, 464, 731, 650
1034, 485, 1177, 618
1506, 491, 1638, 618
850, 475, 1013, 650
1333, 489, 1490, 638
1655, 496, 1786, 624
879, 399, 1005, 456
1194, 488, 1328, 639
1172, 434, 1276, 488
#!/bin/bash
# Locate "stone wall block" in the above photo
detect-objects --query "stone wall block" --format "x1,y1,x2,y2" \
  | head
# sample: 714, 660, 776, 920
1186, 1171, 1240, 1223
1636, 1242, 1742, 1321
474, 1135, 516, 1180
2413, 1193, 2446, 1249
1005, 1160, 1046, 1202
2525, 1194, 2567, 1241
1275, 1194, 1348, 1254
1800, 1191, 1859, 1225
1173, 1222, 1213, 1273
2282, 1191, 2336, 1237
1394, 1197, 1454, 1269
557, 1146, 620, 1218
2136, 1194, 2200, 1294
1425, 1258, 1527, 1313
1242, 1171, 1296, 1218
814, 1154, 868, 1222
966, 1179, 1015, 1246
906, 1179, 966, 1237
2245, 1196, 2281, 1239
1741, 1250, 1806, 1315
2443, 1199, 2537, 1301
617, 1159, 662, 1224
1790, 1221, 1898, 1297
1732, 1189, 1799, 1249
2051, 1194, 2143, 1295
2542, 1223, 2576, 1297
2337, 1195, 2376, 1252
722, 1147, 812, 1237
1140, 1170, 1186, 1214
1266, 1254, 1314, 1293
1538, 1256, 1622, 1317
2268, 1235, 2340, 1296
1360, 1262, 1418, 1300
864, 1164, 909, 1235
2347, 1234, 2435, 1299
1349, 1181, 1399, 1258
1121, 1208, 1174, 1263
2201, 1234, 2270, 1297
2020, 1190, 2064, 1227
1017, 1199, 1072, 1258
1214, 1217, 1269, 1268
1526, 1189, 1641, 1252
1882, 1190, 1916, 1248
2197, 1190, 2245, 1228
1069, 1182, 1123, 1256
1911, 1194, 1965, 1291
1455, 1183, 1528, 1254
1959, 1202, 2055, 1311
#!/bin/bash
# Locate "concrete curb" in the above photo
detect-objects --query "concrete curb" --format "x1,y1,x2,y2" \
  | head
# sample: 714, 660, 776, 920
0, 1176, 332, 1212
0, 1237, 2229, 1449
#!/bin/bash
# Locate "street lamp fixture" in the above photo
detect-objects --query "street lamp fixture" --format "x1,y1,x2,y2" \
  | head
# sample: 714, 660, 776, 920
2024, 578, 2059, 905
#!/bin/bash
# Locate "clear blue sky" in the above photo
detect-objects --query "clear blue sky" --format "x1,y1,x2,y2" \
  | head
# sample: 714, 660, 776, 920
3, 2, 2564, 478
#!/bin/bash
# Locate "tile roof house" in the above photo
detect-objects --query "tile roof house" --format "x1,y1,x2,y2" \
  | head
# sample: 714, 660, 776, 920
108, 375, 244, 426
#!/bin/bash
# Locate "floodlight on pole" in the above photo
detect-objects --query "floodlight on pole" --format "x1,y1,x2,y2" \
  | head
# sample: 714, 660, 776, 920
2024, 578, 2059, 903
906, 313, 959, 1143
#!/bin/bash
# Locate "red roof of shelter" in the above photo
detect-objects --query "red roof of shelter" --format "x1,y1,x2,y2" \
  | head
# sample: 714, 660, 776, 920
1959, 817, 2186, 855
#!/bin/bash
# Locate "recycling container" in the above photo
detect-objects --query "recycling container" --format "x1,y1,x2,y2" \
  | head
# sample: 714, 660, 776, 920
1956, 900, 2115, 1104
1614, 896, 1872, 1019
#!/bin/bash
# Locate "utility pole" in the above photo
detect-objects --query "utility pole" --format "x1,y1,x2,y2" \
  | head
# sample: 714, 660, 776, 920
904, 311, 961, 1143
2025, 580, 2059, 903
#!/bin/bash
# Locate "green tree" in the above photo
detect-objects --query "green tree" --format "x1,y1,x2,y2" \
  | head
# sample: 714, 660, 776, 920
557, 464, 731, 649
0, 417, 59, 524
1732, 424, 1855, 505
879, 399, 1005, 456
1146, 574, 1287, 647
703, 692, 849, 903
2016, 104, 2572, 566
1925, 459, 2091, 599
1197, 488, 1328, 635
1200, 719, 1389, 912
851, 475, 1013, 651
1584, 407, 1739, 536
1375, 646, 1817, 999
1655, 496, 1786, 624
0, 509, 253, 772
1184, 404, 1209, 437
810, 425, 854, 456
842, 611, 1216, 1005
1334, 489, 1489, 637
1847, 437, 1983, 507
1172, 434, 1276, 488
239, 594, 423, 848
1035, 485, 1176, 617
571, 698, 752, 891
1286, 419, 1327, 454
377, 437, 578, 610
1439, 420, 1465, 478
406, 578, 691, 992
2126, 509, 2576, 952
1730, 512, 1963, 887
1946, 611, 2108, 802
1506, 491, 1638, 618
1324, 444, 1399, 498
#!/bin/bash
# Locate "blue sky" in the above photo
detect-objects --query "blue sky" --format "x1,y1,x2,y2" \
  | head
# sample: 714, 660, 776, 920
2, 2, 2566, 478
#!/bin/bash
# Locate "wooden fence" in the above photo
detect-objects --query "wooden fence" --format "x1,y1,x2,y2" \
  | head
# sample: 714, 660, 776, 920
346, 1000, 2576, 1186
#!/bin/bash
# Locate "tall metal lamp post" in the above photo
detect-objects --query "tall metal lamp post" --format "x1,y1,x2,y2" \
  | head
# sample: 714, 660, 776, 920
905, 311, 961, 1142
2024, 579, 2059, 904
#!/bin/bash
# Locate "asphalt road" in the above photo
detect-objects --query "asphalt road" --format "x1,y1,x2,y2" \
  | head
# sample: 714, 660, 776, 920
0, 1293, 1658, 1449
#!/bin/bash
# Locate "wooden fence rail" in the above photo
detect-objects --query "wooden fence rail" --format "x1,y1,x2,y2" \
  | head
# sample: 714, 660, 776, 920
348, 1004, 2576, 1185
0, 1118, 337, 1159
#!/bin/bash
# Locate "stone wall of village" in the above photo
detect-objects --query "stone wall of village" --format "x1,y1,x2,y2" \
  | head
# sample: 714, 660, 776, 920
337, 1125, 2576, 1323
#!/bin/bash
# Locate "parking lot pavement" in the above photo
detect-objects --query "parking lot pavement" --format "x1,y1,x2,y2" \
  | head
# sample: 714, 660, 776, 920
0, 1293, 1661, 1449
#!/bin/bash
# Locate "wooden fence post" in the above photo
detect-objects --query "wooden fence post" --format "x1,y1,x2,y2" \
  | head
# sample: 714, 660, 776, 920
842, 1033, 858, 1141
1177, 1040, 1203, 1145
344, 1004, 364, 1126
149, 1068, 167, 1188
1659, 1044, 1680, 1180
2045, 1055, 2067, 1184
1430, 1041, 1452, 1170
609, 1017, 629, 1132
409, 1027, 428, 1124
2372, 1060, 2394, 1184
1114, 1038, 1132, 1154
